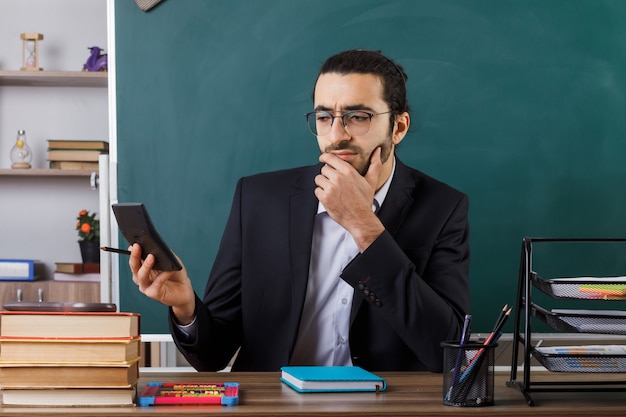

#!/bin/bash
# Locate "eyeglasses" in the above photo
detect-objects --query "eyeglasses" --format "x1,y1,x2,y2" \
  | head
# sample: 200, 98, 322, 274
304, 110, 392, 137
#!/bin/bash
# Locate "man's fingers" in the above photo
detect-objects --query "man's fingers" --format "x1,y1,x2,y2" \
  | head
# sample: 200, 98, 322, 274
364, 147, 382, 187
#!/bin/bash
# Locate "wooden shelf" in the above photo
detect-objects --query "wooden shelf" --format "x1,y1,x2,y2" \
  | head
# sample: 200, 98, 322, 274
0, 169, 94, 177
0, 281, 100, 307
0, 70, 107, 87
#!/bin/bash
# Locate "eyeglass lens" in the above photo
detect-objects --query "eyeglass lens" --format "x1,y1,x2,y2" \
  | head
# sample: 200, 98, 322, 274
306, 111, 373, 136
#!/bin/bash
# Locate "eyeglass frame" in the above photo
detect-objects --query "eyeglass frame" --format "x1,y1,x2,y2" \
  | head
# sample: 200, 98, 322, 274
304, 110, 393, 137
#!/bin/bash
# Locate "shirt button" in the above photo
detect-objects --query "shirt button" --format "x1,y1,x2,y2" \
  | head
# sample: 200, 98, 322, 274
341, 298, 348, 305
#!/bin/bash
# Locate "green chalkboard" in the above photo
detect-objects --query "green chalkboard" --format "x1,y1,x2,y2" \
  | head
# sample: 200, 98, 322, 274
115, 0, 626, 334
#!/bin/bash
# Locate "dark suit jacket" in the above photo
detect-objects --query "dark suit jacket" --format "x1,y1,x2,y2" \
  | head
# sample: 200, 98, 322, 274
170, 158, 470, 372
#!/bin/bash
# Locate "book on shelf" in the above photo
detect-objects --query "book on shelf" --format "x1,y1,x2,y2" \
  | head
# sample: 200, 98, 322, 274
0, 358, 140, 388
47, 139, 109, 150
280, 366, 387, 393
54, 262, 100, 274
53, 271, 100, 282
1, 387, 136, 407
47, 148, 108, 162
0, 336, 141, 363
0, 259, 44, 281
0, 311, 140, 339
49, 160, 99, 170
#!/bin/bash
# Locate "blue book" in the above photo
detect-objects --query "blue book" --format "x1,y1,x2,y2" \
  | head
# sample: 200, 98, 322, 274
280, 366, 387, 393
0, 259, 37, 281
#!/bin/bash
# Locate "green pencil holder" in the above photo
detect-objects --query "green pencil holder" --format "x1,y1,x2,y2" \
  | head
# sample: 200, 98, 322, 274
441, 341, 497, 407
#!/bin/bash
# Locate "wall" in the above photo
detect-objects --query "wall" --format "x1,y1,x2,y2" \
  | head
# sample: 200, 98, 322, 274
114, 0, 626, 333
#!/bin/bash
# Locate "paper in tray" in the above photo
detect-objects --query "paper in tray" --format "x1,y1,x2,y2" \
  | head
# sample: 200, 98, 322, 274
534, 275, 626, 300
534, 345, 626, 373
534, 306, 626, 334
137, 382, 239, 406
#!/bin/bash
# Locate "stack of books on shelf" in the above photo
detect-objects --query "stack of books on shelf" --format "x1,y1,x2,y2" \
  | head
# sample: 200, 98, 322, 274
47, 139, 109, 170
53, 262, 100, 282
0, 310, 140, 407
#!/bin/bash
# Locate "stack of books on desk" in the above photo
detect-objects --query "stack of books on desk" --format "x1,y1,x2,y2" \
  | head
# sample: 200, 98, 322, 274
47, 139, 109, 170
0, 310, 140, 406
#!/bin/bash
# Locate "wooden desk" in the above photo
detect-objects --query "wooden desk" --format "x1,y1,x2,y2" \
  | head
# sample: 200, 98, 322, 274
0, 371, 624, 416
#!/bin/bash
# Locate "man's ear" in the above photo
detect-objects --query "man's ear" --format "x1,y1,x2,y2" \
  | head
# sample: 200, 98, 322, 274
393, 112, 410, 146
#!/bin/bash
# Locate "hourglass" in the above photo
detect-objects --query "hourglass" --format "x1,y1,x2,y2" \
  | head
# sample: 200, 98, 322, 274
20, 33, 44, 71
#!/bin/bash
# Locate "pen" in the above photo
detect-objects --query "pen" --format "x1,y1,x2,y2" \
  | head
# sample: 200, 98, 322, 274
446, 314, 472, 401
100, 246, 131, 255
461, 314, 472, 343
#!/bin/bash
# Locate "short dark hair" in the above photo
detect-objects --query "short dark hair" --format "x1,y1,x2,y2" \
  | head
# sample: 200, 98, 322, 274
313, 49, 410, 118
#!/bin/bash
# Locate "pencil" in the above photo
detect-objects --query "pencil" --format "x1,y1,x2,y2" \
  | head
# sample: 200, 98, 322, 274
100, 246, 131, 255
458, 306, 511, 382
491, 304, 508, 333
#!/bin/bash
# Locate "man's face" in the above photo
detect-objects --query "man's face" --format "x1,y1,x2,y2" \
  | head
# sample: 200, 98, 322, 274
313, 72, 395, 176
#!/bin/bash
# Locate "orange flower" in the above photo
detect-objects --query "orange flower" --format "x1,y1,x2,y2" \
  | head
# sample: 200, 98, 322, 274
76, 210, 99, 242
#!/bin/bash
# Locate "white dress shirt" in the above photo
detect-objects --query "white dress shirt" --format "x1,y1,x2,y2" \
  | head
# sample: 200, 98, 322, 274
289, 159, 395, 366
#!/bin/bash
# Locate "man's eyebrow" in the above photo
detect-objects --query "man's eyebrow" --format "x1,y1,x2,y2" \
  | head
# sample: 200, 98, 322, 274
313, 104, 376, 112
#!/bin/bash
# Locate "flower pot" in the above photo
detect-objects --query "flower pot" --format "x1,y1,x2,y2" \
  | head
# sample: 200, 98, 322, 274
79, 240, 100, 264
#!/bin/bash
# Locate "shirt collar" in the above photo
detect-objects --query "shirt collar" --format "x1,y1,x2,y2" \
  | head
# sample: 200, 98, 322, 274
317, 157, 396, 215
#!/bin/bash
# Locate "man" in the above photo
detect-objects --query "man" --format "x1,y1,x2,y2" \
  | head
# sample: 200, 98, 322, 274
130, 49, 470, 372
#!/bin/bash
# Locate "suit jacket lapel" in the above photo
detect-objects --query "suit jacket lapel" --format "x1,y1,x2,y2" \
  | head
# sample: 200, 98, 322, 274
376, 158, 416, 235
287, 164, 320, 351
